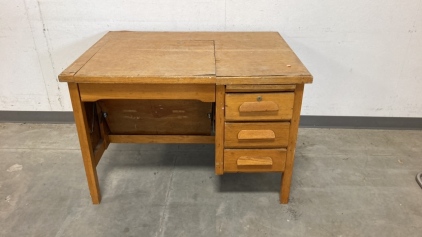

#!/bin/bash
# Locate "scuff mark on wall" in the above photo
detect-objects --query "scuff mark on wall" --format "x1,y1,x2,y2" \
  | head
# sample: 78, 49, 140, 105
22, 0, 53, 110
35, 0, 63, 109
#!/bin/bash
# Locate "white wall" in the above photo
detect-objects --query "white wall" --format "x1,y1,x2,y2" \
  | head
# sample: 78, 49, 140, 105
1, 0, 421, 116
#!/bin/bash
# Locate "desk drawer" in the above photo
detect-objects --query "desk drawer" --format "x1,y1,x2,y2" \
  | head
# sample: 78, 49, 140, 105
78, 83, 215, 102
224, 149, 287, 172
224, 122, 290, 148
225, 93, 294, 121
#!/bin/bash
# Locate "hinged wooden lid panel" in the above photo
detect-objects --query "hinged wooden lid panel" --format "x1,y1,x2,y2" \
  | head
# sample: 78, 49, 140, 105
74, 40, 216, 83
214, 32, 312, 84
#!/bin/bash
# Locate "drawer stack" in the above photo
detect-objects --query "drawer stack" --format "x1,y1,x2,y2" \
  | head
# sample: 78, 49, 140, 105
222, 86, 295, 173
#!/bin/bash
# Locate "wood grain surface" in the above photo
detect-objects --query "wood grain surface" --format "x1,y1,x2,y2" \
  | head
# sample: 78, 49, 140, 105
58, 31, 313, 85
225, 92, 295, 121
224, 148, 287, 172
224, 122, 290, 148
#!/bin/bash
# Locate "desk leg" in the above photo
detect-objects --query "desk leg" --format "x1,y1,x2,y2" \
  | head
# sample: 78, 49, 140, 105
280, 84, 304, 204
215, 85, 225, 175
69, 83, 102, 204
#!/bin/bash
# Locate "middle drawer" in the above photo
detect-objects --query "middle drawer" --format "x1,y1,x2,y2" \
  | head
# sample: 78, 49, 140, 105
224, 122, 290, 148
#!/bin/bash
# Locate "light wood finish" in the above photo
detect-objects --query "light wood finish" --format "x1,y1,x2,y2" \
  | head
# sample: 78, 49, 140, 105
79, 84, 215, 102
98, 100, 212, 135
68, 83, 101, 204
213, 32, 310, 78
215, 48, 310, 78
237, 130, 275, 140
215, 85, 225, 175
237, 156, 273, 166
96, 103, 110, 150
224, 149, 287, 172
59, 34, 112, 82
280, 84, 305, 204
217, 76, 312, 85
60, 32, 312, 204
93, 139, 107, 167
109, 135, 214, 144
224, 122, 290, 148
225, 93, 294, 121
58, 31, 312, 85
226, 84, 296, 92
239, 101, 279, 113
69, 40, 216, 83
82, 102, 103, 152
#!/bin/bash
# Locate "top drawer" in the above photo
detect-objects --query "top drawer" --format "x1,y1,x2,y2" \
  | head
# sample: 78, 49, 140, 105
225, 93, 294, 121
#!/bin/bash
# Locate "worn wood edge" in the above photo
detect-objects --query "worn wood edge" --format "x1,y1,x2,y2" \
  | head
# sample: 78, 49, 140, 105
108, 135, 215, 144
68, 76, 216, 84
280, 83, 304, 204
58, 33, 111, 82
274, 32, 314, 78
216, 76, 313, 85
58, 31, 313, 84
66, 75, 312, 85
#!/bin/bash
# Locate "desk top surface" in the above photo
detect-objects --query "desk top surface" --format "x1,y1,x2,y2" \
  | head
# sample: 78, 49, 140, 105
59, 31, 312, 85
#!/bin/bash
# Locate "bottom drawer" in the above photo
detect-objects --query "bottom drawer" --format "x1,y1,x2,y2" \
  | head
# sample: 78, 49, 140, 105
224, 149, 287, 172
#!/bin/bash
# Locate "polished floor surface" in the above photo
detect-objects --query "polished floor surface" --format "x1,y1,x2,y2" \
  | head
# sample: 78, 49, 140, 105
0, 123, 421, 236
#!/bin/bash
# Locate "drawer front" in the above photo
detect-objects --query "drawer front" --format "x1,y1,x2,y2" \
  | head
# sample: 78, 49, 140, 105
224, 122, 290, 148
224, 149, 287, 172
225, 85, 296, 92
225, 93, 294, 121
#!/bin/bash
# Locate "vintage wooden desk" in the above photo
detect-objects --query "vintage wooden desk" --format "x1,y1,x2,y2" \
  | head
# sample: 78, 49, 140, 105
58, 31, 312, 204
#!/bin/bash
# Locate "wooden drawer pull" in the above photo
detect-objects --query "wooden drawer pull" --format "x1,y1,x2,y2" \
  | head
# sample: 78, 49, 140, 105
239, 101, 279, 112
237, 130, 276, 140
237, 156, 273, 166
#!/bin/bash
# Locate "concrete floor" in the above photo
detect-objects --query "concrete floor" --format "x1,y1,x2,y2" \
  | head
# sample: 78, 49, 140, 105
0, 123, 421, 237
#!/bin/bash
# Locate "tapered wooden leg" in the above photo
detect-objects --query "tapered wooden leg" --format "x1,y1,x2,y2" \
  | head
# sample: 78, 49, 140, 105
68, 83, 102, 204
280, 84, 304, 204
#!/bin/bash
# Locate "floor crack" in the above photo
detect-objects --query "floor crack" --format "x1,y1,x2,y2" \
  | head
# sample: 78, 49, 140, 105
156, 156, 177, 237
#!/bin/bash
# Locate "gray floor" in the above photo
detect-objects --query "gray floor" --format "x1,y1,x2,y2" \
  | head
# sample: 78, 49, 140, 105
0, 123, 421, 237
